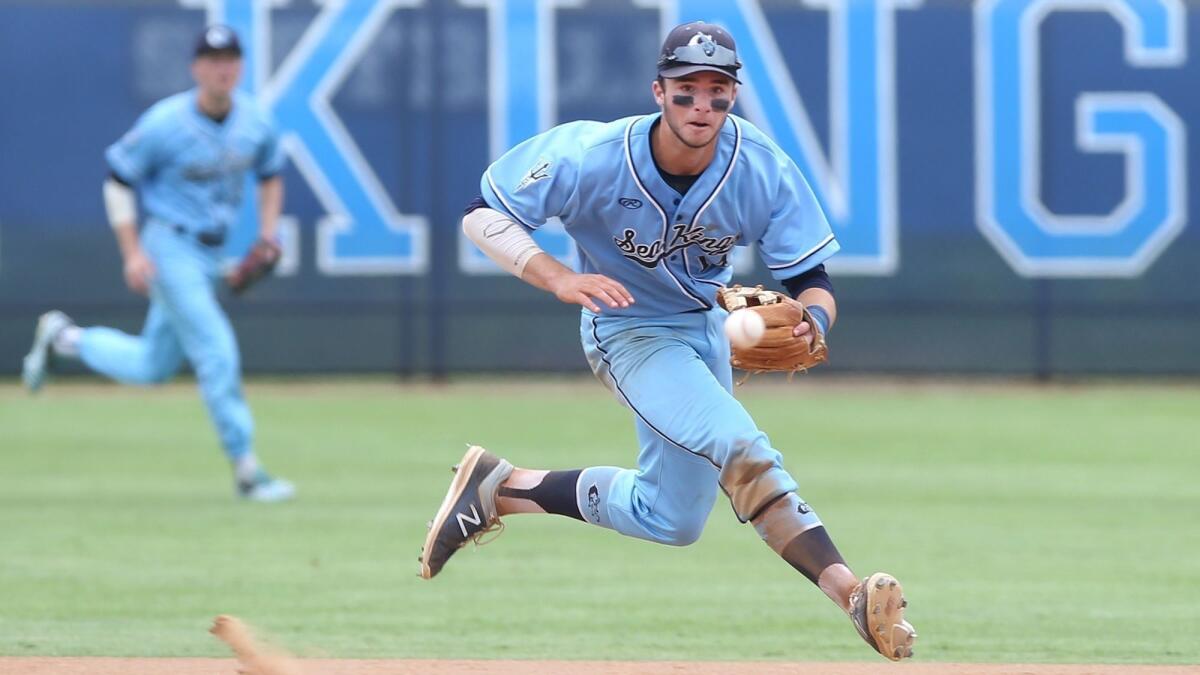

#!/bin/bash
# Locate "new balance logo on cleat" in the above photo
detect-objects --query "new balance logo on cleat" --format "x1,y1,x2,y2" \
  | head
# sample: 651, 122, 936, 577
418, 445, 514, 580
456, 504, 482, 537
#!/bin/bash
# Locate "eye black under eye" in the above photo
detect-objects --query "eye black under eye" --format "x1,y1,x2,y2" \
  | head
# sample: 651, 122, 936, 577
670, 94, 732, 111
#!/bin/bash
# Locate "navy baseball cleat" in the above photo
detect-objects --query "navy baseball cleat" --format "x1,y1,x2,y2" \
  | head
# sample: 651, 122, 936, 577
419, 445, 513, 580
848, 572, 917, 661
22, 310, 74, 394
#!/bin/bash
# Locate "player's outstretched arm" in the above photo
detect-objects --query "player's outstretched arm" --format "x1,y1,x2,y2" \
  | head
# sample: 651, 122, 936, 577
256, 175, 283, 242
788, 287, 836, 345
103, 175, 154, 296
521, 253, 634, 313
462, 206, 634, 313
780, 265, 837, 344
222, 176, 285, 296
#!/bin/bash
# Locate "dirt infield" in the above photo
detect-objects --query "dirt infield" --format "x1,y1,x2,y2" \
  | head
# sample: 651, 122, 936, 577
1, 659, 1196, 675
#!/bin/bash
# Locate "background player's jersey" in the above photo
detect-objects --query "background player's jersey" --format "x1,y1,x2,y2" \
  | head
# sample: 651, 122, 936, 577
481, 113, 839, 317
106, 89, 284, 237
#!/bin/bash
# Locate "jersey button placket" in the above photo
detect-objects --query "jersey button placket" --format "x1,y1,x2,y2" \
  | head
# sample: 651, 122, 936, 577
671, 216, 686, 263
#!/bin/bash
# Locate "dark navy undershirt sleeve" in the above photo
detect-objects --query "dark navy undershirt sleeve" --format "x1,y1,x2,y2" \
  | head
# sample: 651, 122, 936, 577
782, 264, 834, 299
463, 195, 490, 215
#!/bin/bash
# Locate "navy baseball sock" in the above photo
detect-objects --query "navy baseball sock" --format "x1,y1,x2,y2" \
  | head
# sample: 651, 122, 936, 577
780, 526, 846, 584
499, 469, 584, 521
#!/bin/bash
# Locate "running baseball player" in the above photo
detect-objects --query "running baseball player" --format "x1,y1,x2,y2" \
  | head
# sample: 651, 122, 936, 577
21, 25, 294, 502
420, 21, 916, 661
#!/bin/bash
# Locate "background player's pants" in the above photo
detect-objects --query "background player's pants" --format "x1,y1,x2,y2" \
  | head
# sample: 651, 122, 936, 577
78, 223, 253, 461
577, 308, 819, 546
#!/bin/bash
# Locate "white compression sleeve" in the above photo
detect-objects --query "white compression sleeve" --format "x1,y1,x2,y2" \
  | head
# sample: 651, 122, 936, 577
103, 178, 137, 229
462, 207, 544, 278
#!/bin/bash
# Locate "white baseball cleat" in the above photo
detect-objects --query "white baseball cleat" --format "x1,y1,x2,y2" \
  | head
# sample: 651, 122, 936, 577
22, 310, 74, 394
237, 470, 297, 503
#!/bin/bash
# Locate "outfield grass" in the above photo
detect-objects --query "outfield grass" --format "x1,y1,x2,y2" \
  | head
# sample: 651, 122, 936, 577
0, 378, 1197, 664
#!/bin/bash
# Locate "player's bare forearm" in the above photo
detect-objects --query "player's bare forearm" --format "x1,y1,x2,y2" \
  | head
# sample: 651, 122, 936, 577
519, 252, 581, 293
113, 224, 142, 261
112, 220, 155, 295
103, 174, 153, 293
460, 206, 631, 311
521, 253, 635, 313
796, 287, 836, 328
257, 176, 283, 241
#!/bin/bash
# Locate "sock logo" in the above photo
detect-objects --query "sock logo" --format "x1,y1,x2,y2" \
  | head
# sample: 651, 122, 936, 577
586, 484, 601, 522
797, 500, 812, 515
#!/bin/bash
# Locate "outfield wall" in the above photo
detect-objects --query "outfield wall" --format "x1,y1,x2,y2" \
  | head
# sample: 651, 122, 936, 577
1, 0, 1197, 376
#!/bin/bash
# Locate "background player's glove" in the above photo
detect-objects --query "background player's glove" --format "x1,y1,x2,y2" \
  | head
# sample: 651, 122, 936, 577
716, 284, 828, 375
226, 239, 281, 295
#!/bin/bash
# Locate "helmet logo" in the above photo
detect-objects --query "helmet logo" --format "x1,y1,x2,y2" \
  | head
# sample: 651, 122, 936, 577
688, 32, 717, 57
206, 26, 233, 48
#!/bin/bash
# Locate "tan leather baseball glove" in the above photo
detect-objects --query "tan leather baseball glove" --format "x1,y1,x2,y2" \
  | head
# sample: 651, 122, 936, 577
715, 284, 828, 375
226, 239, 281, 295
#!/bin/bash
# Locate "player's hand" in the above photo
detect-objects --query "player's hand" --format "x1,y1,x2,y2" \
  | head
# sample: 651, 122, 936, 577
123, 249, 155, 296
548, 272, 635, 313
782, 297, 816, 346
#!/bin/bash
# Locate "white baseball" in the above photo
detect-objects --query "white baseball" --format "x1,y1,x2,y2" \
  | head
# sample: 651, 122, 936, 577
724, 310, 765, 348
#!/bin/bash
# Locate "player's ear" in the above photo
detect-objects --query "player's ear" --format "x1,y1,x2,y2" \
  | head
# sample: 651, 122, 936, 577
652, 78, 665, 107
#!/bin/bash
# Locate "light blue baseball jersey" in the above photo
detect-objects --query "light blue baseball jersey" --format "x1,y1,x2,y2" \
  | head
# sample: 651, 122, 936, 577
481, 113, 839, 316
106, 89, 284, 236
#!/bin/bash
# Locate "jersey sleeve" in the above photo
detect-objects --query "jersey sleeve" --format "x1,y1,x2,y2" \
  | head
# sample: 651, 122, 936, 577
757, 155, 840, 279
479, 125, 581, 231
255, 116, 286, 179
105, 109, 165, 184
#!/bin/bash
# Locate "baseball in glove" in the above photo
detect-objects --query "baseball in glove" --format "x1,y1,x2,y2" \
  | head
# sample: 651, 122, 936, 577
715, 284, 828, 376
226, 239, 281, 295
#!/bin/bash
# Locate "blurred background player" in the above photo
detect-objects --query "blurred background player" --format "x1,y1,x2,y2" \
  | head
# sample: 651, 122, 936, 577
422, 22, 915, 660
21, 25, 294, 503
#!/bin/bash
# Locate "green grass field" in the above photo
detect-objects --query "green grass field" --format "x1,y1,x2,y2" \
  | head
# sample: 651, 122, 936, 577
1, 378, 1197, 665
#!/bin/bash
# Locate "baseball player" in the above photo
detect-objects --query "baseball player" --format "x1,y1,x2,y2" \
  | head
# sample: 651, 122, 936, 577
420, 22, 916, 661
21, 25, 294, 503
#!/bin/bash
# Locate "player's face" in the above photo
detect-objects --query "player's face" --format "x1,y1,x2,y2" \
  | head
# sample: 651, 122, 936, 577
653, 72, 737, 149
192, 53, 243, 98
